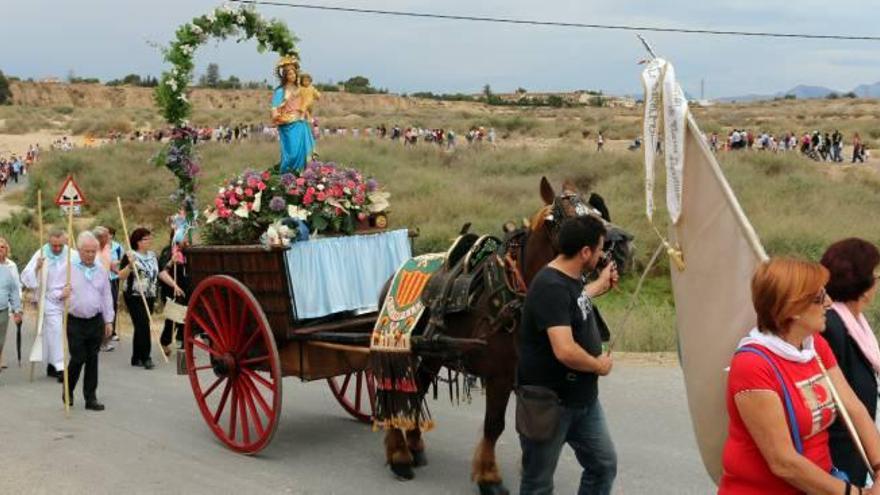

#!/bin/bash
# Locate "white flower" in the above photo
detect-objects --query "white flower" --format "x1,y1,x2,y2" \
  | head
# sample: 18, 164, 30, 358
287, 205, 310, 221
205, 209, 219, 224
191, 24, 203, 35
235, 187, 243, 195
236, 14, 246, 25
316, 184, 325, 191
218, 188, 225, 194
234, 205, 249, 218
178, 93, 188, 103
167, 79, 178, 91
252, 191, 262, 213
206, 14, 216, 24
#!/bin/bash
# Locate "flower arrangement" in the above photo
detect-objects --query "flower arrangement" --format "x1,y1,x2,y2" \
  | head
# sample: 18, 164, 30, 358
203, 161, 390, 245
153, 3, 299, 230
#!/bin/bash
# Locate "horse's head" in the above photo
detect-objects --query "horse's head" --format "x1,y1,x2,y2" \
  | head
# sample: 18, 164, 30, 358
521, 176, 635, 286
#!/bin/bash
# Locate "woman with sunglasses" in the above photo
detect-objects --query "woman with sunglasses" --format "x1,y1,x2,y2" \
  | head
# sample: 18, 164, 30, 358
821, 239, 880, 488
719, 258, 880, 495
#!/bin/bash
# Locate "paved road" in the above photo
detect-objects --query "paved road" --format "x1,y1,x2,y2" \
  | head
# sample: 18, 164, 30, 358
0, 319, 716, 494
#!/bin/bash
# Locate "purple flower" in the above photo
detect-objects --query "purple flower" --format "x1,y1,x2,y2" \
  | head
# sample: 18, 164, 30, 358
269, 196, 286, 212
366, 178, 378, 192
280, 173, 295, 187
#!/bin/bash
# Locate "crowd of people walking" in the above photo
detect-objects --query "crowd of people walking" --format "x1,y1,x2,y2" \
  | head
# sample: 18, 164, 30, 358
708, 129, 870, 162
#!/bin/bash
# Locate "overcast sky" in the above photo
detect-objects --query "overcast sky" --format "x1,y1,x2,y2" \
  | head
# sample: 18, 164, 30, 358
2, 0, 879, 98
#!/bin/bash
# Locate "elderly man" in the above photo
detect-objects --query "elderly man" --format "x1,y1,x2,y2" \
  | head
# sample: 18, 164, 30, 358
21, 226, 69, 382
54, 232, 114, 410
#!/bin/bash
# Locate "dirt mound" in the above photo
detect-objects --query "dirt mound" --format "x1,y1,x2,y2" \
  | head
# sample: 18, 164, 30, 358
9, 81, 490, 114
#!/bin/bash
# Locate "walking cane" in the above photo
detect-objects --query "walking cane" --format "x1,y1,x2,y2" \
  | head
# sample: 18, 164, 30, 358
116, 197, 168, 363
61, 198, 73, 416
29, 190, 45, 381
15, 320, 21, 366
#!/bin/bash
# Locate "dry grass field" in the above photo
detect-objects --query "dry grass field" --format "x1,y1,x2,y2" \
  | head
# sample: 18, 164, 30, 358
2, 86, 879, 351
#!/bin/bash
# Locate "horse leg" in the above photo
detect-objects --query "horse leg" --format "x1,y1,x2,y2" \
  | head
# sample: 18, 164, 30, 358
385, 428, 415, 480
406, 427, 427, 467
472, 374, 514, 495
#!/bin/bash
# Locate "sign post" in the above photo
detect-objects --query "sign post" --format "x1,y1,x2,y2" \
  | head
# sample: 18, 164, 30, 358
54, 175, 87, 215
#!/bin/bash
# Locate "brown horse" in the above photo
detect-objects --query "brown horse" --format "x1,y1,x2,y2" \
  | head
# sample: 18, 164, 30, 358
381, 176, 634, 495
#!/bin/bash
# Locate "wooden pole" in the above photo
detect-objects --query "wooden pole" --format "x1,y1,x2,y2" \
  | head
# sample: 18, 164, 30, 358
116, 197, 167, 363
816, 356, 874, 480
61, 199, 73, 416
29, 190, 44, 382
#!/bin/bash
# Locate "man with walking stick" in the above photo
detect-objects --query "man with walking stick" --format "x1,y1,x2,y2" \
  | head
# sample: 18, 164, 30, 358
21, 227, 69, 381
54, 231, 114, 410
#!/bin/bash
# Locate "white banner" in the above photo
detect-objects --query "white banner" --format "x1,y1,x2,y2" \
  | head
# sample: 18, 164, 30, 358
641, 59, 688, 224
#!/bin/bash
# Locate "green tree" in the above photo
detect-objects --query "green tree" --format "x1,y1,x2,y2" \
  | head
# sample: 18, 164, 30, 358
547, 95, 565, 108
343, 75, 372, 93
204, 63, 221, 88
0, 70, 11, 105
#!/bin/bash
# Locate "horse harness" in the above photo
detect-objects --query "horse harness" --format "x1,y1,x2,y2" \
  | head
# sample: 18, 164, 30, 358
420, 227, 527, 344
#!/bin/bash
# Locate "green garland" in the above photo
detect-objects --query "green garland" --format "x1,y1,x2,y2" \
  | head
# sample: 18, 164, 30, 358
153, 4, 299, 226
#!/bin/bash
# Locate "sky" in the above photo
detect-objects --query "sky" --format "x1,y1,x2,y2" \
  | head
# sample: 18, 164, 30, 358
2, 0, 879, 98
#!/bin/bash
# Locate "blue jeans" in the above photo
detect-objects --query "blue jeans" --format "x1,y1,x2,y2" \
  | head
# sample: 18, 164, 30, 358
519, 400, 617, 495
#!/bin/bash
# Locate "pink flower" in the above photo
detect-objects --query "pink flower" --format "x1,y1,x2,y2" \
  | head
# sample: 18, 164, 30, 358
316, 192, 326, 202
229, 196, 239, 206
247, 177, 258, 188
303, 194, 314, 205
306, 187, 316, 195
214, 197, 225, 207
296, 177, 306, 186
347, 181, 356, 190
357, 212, 368, 221
262, 171, 271, 180
256, 182, 266, 191
245, 188, 254, 197
219, 209, 231, 218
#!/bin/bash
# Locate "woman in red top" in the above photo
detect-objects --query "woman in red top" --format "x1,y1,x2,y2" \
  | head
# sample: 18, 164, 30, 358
720, 258, 880, 495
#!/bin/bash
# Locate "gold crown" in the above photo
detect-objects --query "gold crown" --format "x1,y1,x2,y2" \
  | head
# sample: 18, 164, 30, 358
275, 55, 299, 69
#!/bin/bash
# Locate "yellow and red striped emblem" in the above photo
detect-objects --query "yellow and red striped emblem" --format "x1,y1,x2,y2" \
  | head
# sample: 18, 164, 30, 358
394, 271, 431, 308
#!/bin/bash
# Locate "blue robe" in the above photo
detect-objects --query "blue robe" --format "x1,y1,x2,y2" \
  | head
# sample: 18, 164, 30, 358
272, 87, 315, 173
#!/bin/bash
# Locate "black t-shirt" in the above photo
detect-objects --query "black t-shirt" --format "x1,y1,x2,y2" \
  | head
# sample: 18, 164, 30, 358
517, 266, 603, 407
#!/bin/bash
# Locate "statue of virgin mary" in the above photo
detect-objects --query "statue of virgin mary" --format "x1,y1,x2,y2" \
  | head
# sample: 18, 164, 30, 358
270, 55, 315, 173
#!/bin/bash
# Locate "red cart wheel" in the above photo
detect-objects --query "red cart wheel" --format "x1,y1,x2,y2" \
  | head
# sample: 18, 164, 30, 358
184, 275, 282, 454
327, 369, 376, 423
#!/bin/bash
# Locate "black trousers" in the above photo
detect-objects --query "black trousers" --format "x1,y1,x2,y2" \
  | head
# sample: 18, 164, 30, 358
109, 279, 119, 334
125, 295, 155, 363
160, 320, 183, 347
66, 314, 103, 402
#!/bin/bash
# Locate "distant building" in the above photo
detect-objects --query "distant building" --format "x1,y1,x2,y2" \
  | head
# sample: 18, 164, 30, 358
39, 77, 62, 84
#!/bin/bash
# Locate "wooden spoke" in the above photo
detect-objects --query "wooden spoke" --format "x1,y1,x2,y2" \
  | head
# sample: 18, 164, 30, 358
185, 275, 282, 455
190, 337, 222, 358
212, 379, 233, 425
327, 370, 377, 424
202, 376, 226, 400
240, 355, 269, 367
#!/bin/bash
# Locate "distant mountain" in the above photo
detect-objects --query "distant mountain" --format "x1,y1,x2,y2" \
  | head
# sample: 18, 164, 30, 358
852, 81, 880, 98
719, 81, 880, 102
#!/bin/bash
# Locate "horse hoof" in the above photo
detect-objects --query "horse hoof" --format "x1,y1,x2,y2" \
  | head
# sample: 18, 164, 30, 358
411, 450, 428, 467
390, 463, 415, 481
478, 482, 509, 495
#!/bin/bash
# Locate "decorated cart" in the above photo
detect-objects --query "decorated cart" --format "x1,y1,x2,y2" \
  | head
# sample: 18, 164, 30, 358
182, 228, 411, 453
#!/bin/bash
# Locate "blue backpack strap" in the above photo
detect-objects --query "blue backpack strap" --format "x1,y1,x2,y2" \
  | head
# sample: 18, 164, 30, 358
735, 345, 804, 454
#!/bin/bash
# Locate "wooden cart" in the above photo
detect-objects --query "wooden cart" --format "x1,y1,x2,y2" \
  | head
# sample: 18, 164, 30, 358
182, 245, 383, 455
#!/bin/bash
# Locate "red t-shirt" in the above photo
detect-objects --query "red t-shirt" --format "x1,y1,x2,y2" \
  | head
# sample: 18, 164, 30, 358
718, 334, 838, 494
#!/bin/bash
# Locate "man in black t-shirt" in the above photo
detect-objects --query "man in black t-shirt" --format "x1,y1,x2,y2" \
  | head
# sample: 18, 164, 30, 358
517, 215, 618, 495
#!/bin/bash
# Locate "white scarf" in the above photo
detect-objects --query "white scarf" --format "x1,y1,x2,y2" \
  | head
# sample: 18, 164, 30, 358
737, 327, 817, 363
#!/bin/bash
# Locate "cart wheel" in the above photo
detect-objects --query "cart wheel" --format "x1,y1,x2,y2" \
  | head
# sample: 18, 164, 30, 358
327, 369, 376, 423
184, 275, 282, 454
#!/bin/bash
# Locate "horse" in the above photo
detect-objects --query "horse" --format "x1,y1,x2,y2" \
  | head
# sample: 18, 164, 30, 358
380, 176, 635, 495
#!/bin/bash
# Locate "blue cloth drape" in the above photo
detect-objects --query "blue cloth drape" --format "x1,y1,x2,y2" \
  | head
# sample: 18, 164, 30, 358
273, 87, 315, 173
285, 229, 411, 319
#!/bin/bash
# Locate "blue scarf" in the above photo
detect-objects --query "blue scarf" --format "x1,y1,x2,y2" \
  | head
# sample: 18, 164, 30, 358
76, 260, 98, 281
41, 244, 67, 265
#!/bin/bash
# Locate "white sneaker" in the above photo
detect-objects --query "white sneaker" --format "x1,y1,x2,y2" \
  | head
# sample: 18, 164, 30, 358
111, 334, 120, 342
101, 342, 116, 352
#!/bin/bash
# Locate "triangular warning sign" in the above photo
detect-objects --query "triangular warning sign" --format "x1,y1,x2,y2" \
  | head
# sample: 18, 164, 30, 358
54, 175, 87, 206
